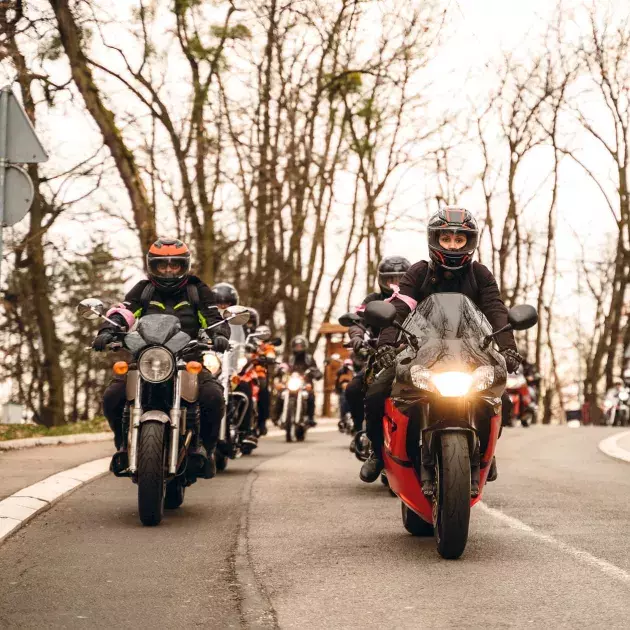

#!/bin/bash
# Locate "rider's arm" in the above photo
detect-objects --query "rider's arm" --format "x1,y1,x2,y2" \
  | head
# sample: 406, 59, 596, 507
475, 263, 517, 351
307, 355, 323, 380
377, 261, 427, 347
97, 281, 146, 333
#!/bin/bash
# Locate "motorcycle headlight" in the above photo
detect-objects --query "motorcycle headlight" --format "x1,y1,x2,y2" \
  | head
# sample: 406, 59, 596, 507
203, 351, 222, 376
472, 366, 495, 391
619, 391, 630, 402
432, 372, 474, 397
411, 366, 495, 396
138, 347, 174, 383
288, 375, 303, 392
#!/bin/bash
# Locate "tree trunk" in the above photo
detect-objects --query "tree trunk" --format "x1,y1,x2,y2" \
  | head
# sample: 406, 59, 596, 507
49, 0, 156, 252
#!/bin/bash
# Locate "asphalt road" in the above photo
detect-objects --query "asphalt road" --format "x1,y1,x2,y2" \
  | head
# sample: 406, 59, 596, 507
1, 424, 630, 629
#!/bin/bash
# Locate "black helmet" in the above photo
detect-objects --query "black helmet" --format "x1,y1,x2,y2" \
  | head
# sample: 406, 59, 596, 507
243, 307, 260, 335
146, 238, 191, 293
210, 282, 239, 307
377, 256, 411, 296
428, 206, 479, 270
291, 335, 308, 354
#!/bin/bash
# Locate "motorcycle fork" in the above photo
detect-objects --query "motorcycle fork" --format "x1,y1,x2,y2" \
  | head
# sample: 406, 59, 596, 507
280, 390, 290, 427
419, 403, 480, 498
219, 352, 231, 440
168, 371, 183, 474
128, 377, 143, 474
296, 390, 303, 425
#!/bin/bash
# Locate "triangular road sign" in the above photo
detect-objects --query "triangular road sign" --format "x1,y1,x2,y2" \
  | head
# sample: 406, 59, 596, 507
1, 86, 49, 163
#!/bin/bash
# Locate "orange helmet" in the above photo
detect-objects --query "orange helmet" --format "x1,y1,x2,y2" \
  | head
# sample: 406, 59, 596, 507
146, 238, 191, 292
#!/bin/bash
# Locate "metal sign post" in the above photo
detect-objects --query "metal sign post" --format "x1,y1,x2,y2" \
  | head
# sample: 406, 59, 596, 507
0, 85, 49, 287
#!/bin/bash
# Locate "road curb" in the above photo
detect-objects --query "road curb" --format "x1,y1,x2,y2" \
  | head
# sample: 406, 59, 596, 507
0, 457, 110, 546
598, 430, 630, 463
0, 432, 112, 451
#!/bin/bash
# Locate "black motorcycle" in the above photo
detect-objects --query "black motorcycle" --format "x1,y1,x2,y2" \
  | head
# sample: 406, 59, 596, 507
78, 298, 249, 526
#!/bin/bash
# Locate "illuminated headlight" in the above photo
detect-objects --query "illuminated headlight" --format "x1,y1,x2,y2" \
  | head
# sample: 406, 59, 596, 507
203, 351, 222, 376
619, 391, 630, 402
432, 372, 474, 397
138, 347, 174, 383
411, 365, 496, 396
288, 375, 303, 392
237, 357, 248, 370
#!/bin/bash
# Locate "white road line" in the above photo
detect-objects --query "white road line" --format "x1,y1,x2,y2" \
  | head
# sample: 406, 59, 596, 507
598, 431, 630, 463
479, 503, 630, 585
0, 457, 110, 546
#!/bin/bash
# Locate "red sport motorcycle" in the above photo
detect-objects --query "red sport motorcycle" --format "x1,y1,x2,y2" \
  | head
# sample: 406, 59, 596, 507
504, 368, 535, 427
361, 295, 537, 559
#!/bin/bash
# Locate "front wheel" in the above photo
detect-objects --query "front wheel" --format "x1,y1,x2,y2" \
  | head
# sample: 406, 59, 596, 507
285, 397, 296, 442
295, 425, 306, 442
402, 502, 434, 536
137, 421, 167, 526
164, 479, 185, 509
216, 450, 228, 472
434, 433, 471, 559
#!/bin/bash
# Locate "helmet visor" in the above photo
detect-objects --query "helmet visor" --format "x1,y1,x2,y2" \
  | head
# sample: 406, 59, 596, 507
378, 271, 406, 290
148, 256, 190, 279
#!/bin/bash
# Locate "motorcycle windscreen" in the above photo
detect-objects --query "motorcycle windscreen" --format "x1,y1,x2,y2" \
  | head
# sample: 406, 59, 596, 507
136, 314, 182, 346
392, 293, 506, 402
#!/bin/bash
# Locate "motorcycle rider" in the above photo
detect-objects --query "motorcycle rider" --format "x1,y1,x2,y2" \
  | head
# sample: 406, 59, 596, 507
276, 335, 323, 428
360, 207, 522, 483
209, 283, 259, 448
251, 323, 275, 436
95, 238, 230, 478
345, 257, 411, 446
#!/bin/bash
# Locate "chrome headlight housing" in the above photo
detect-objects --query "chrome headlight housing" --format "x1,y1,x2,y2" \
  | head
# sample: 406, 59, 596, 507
287, 374, 303, 392
410, 365, 497, 397
138, 347, 174, 383
203, 351, 222, 376
619, 390, 630, 402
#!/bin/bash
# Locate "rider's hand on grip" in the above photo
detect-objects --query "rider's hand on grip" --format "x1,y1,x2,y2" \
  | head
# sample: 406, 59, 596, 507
212, 335, 230, 353
501, 348, 523, 374
93, 331, 116, 352
375, 345, 396, 371
350, 338, 364, 353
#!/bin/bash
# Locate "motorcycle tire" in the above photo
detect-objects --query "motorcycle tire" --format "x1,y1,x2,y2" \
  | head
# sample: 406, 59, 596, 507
164, 479, 185, 509
285, 398, 296, 443
215, 450, 228, 472
295, 425, 306, 442
434, 432, 471, 559
401, 502, 433, 536
137, 421, 167, 526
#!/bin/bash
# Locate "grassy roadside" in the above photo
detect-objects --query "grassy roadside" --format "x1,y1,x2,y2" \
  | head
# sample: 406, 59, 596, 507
0, 417, 111, 441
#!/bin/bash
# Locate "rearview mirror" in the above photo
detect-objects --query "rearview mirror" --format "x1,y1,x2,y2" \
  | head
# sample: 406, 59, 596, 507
77, 298, 105, 321
224, 306, 250, 327
363, 301, 396, 329
338, 312, 362, 327
508, 305, 538, 331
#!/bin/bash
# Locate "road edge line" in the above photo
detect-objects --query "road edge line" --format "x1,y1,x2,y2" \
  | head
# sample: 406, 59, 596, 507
0, 457, 110, 547
598, 430, 630, 464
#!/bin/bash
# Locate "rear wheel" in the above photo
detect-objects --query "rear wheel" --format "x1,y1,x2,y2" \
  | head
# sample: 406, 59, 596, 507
401, 502, 433, 536
164, 479, 185, 509
434, 433, 471, 559
137, 421, 167, 526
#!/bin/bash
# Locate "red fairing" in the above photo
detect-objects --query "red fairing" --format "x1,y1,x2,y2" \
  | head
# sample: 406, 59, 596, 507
382, 399, 433, 523
382, 397, 502, 522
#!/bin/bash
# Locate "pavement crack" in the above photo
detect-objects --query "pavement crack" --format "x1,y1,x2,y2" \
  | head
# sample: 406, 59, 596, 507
230, 463, 280, 630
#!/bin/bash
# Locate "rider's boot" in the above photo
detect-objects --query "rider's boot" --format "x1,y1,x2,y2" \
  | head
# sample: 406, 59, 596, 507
202, 449, 217, 479
360, 449, 384, 483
